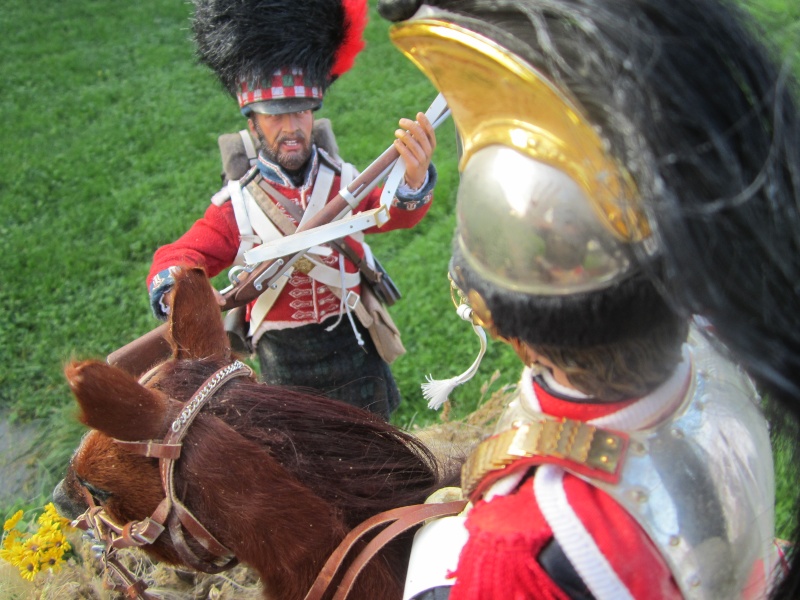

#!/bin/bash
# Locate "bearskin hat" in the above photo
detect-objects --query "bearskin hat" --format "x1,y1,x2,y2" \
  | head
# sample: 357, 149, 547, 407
192, 0, 367, 112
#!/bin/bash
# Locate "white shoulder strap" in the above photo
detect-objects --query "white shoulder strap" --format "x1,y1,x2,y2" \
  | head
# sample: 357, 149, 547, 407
340, 162, 366, 243
249, 275, 291, 336
228, 179, 260, 266
341, 162, 358, 187
239, 129, 258, 164
243, 186, 286, 246
302, 164, 337, 225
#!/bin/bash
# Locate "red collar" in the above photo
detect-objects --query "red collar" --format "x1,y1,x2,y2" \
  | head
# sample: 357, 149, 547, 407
533, 379, 639, 422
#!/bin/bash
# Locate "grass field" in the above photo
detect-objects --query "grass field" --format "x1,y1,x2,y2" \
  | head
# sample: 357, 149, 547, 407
1, 0, 798, 549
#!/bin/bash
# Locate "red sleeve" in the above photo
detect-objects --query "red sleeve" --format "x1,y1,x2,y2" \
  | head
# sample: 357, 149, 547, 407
450, 473, 681, 600
147, 202, 240, 286
450, 481, 570, 600
356, 186, 432, 234
561, 474, 682, 600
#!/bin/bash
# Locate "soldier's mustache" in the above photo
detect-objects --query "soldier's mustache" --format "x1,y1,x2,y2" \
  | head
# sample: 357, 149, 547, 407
277, 131, 307, 145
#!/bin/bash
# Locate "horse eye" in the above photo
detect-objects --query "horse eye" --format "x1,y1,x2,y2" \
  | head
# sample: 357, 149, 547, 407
78, 477, 112, 504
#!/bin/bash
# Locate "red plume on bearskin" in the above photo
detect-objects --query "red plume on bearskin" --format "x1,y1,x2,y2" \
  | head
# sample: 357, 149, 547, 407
191, 0, 368, 97
332, 0, 368, 78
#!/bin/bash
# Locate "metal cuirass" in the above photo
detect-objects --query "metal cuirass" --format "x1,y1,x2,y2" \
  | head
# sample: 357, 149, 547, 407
495, 329, 776, 599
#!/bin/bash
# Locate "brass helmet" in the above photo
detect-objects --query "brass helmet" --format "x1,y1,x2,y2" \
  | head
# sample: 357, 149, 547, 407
384, 6, 669, 347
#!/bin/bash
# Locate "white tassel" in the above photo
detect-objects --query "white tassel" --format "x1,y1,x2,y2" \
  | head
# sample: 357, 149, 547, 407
422, 305, 488, 410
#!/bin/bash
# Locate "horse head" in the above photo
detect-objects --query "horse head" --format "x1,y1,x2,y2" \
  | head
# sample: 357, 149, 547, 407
54, 268, 445, 599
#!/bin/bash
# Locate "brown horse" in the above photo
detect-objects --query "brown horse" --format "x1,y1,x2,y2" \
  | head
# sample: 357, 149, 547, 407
52, 268, 454, 600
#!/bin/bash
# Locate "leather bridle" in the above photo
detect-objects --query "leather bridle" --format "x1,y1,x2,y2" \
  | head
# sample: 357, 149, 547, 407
73, 360, 252, 600
72, 358, 469, 600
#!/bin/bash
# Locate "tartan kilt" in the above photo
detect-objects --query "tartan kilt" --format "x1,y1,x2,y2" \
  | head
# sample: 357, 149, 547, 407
255, 319, 401, 420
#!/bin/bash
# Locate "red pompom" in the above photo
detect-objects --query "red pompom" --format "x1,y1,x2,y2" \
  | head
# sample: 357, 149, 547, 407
332, 0, 368, 77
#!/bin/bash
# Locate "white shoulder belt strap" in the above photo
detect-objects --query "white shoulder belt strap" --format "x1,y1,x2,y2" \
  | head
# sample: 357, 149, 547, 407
247, 163, 359, 334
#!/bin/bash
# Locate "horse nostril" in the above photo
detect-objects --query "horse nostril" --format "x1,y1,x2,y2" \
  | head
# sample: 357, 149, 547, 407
52, 479, 86, 521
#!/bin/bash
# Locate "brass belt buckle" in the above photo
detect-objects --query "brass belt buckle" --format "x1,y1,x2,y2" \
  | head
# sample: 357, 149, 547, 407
293, 256, 315, 274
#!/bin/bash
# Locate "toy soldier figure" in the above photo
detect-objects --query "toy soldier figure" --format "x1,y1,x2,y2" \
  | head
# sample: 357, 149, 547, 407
376, 0, 800, 597
148, 0, 439, 420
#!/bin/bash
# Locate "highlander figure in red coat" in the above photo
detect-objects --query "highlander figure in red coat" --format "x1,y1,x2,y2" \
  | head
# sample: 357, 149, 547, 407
148, 0, 438, 419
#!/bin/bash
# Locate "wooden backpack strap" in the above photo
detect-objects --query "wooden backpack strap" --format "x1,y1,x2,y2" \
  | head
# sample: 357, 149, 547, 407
303, 500, 468, 600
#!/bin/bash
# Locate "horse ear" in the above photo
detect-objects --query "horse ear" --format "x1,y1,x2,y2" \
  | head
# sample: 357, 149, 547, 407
65, 360, 172, 441
168, 268, 231, 361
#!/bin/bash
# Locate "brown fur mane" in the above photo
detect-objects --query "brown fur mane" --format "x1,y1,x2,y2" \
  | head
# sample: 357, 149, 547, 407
55, 269, 454, 599
149, 356, 445, 527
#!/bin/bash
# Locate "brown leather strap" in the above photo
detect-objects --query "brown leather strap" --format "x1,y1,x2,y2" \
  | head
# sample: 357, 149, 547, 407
304, 500, 467, 600
303, 506, 414, 600
258, 178, 304, 223
118, 517, 165, 548
173, 498, 235, 558
113, 440, 182, 460
105, 553, 157, 600
332, 501, 467, 600
153, 362, 250, 572
250, 179, 299, 235
167, 512, 240, 574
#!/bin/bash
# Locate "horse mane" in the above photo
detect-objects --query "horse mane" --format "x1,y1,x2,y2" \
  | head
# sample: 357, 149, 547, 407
57, 268, 460, 599
147, 357, 448, 528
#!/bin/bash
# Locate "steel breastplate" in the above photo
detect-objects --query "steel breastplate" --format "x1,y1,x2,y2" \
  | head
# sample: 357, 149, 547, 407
496, 331, 775, 599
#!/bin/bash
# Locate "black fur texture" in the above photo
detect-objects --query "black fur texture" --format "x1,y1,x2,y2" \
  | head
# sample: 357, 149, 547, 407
450, 246, 677, 349
192, 0, 349, 95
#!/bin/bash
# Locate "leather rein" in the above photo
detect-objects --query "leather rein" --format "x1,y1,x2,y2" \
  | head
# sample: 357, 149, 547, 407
73, 359, 468, 600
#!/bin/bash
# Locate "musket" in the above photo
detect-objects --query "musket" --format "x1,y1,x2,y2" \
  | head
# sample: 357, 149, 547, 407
108, 96, 450, 376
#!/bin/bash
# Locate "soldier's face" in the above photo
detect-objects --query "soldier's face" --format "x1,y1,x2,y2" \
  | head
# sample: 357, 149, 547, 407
249, 110, 314, 172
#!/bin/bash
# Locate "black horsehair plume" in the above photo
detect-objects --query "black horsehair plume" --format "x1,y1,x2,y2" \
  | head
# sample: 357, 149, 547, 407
192, 0, 367, 95
379, 0, 800, 598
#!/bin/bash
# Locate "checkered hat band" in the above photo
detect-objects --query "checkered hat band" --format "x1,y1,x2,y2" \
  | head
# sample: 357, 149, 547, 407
237, 68, 323, 108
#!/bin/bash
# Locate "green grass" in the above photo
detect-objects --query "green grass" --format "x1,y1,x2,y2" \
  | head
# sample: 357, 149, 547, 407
0, 0, 519, 511
1, 0, 798, 535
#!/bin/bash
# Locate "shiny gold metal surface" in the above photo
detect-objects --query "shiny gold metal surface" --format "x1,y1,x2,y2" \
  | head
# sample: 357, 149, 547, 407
461, 420, 627, 497
390, 19, 649, 242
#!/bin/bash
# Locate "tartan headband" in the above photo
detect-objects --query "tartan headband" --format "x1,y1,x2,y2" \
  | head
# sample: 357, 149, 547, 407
238, 67, 324, 115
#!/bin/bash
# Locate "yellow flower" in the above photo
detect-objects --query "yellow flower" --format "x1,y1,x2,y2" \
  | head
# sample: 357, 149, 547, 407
0, 540, 26, 566
47, 531, 71, 553
3, 510, 23, 531
2, 528, 22, 550
38, 503, 70, 529
22, 535, 43, 554
17, 552, 40, 582
38, 547, 65, 573
0, 503, 75, 583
